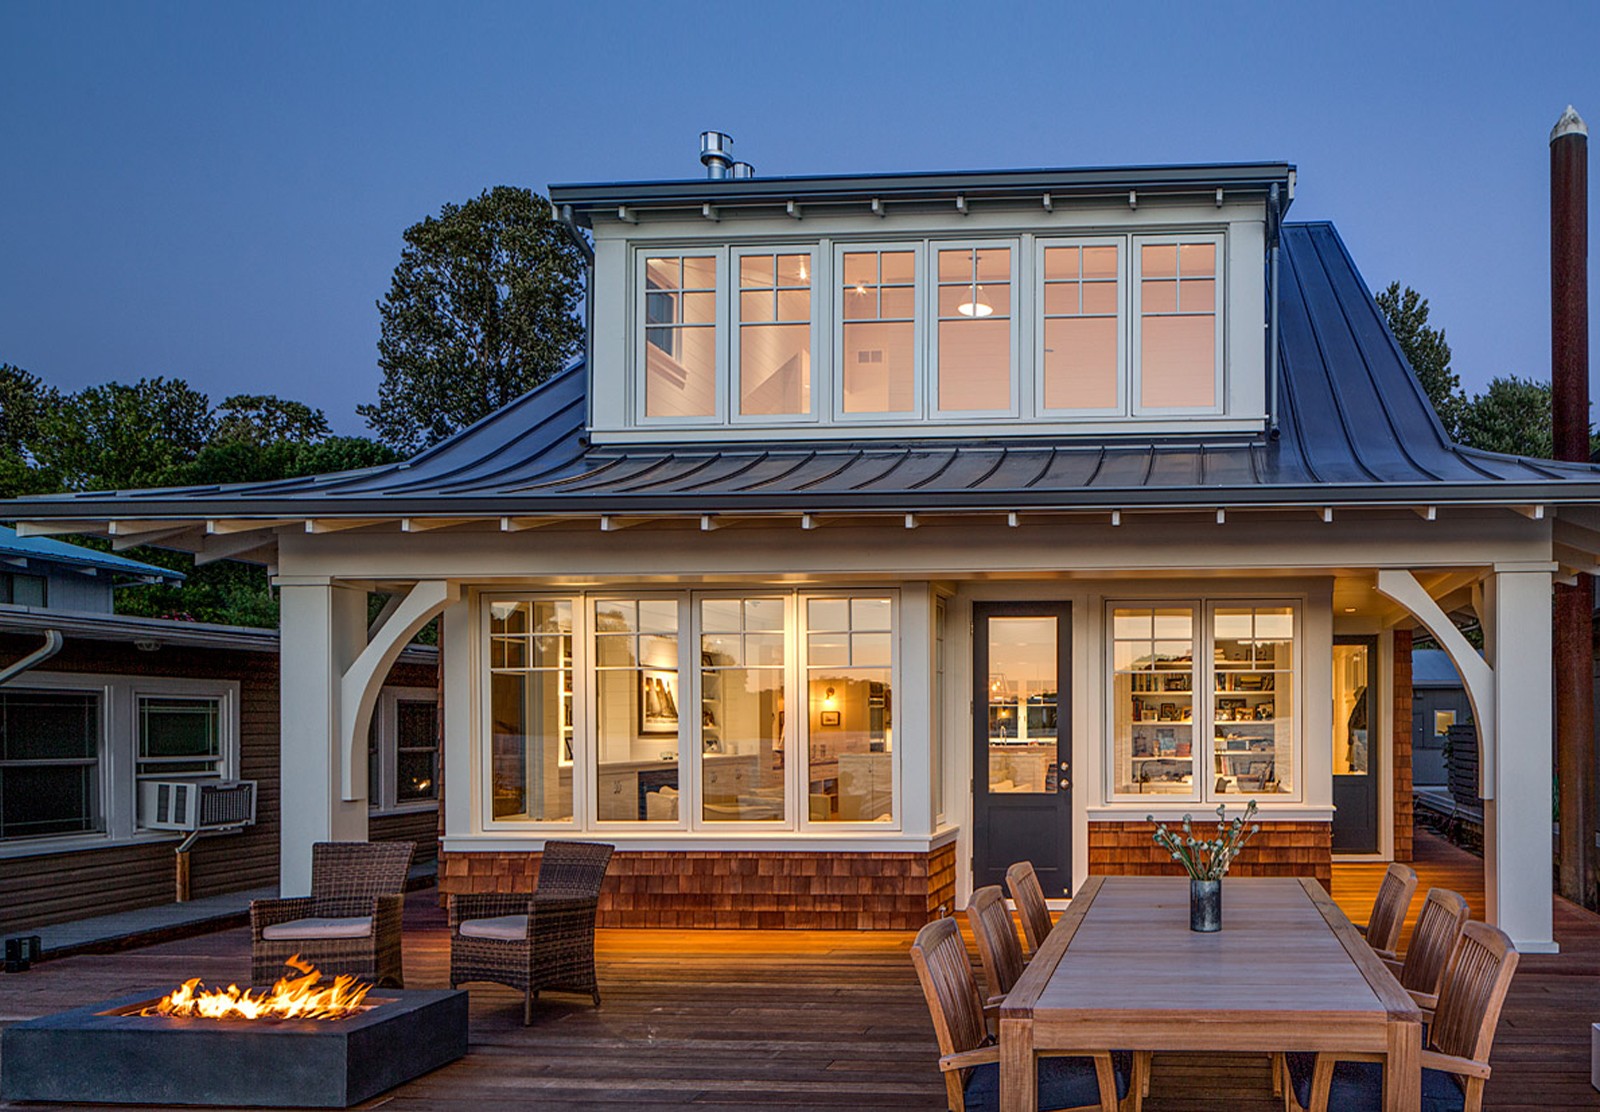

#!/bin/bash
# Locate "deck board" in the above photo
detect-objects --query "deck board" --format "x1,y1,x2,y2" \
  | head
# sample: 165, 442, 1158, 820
1, 832, 1595, 1110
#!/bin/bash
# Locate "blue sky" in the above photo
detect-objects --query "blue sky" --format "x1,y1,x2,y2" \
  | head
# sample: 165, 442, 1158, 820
2, 0, 1597, 434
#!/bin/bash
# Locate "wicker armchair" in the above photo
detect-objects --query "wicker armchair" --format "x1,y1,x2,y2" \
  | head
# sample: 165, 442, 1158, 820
250, 840, 415, 987
449, 840, 614, 1025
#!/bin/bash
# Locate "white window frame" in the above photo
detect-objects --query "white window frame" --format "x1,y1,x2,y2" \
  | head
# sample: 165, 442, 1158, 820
928, 239, 1022, 421
729, 245, 821, 426
796, 590, 902, 832
589, 593, 688, 831
0, 671, 241, 858
134, 692, 228, 782
1129, 232, 1226, 418
633, 247, 728, 428
1033, 235, 1128, 418
831, 241, 925, 424
477, 588, 902, 837
0, 683, 105, 845
1104, 598, 1302, 805
368, 686, 440, 815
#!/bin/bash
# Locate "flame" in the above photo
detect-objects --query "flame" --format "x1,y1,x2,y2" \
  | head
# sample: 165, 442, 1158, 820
139, 955, 374, 1020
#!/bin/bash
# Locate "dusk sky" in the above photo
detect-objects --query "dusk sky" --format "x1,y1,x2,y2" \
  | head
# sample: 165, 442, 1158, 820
3, 0, 1598, 435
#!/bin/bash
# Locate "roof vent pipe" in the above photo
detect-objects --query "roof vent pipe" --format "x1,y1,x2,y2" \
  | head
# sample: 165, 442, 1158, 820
700, 131, 734, 180
731, 161, 755, 180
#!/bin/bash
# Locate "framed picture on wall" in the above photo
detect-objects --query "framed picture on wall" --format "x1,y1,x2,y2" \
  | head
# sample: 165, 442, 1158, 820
640, 669, 679, 734
820, 710, 842, 727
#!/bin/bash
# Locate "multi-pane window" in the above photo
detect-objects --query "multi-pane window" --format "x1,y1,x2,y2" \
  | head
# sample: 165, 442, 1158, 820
136, 696, 222, 777
1109, 602, 1297, 801
1138, 240, 1219, 411
1111, 608, 1196, 796
0, 691, 101, 840
593, 599, 680, 822
699, 597, 787, 822
1041, 243, 1120, 411
840, 249, 917, 414
935, 247, 1012, 413
394, 699, 439, 803
489, 600, 574, 822
1212, 606, 1294, 796
737, 253, 812, 417
805, 597, 893, 823
0, 574, 46, 607
643, 255, 718, 419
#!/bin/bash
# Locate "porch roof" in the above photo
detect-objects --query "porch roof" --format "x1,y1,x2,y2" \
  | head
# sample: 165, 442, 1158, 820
7, 222, 1600, 524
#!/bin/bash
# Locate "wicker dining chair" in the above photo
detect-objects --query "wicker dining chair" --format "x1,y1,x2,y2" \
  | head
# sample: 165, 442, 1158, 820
1356, 862, 1418, 959
250, 840, 415, 987
1385, 888, 1471, 1008
449, 840, 614, 1025
909, 917, 1135, 1112
1282, 920, 1520, 1112
1005, 861, 1054, 958
967, 885, 1026, 1005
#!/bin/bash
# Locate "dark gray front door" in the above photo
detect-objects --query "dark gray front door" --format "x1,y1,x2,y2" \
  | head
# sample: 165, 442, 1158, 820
972, 602, 1073, 896
1332, 636, 1379, 854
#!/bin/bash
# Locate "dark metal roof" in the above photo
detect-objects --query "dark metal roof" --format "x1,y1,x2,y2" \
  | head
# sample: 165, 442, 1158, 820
1412, 649, 1467, 689
550, 162, 1295, 221
9, 221, 1600, 521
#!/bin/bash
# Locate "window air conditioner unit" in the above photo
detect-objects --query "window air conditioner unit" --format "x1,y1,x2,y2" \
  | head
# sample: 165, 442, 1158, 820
139, 780, 257, 832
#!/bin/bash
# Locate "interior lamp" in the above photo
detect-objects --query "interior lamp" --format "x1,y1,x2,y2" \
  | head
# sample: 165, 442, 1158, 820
956, 284, 993, 317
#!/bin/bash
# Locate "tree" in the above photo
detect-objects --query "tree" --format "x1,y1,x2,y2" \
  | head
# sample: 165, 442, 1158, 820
33, 377, 215, 491
213, 394, 331, 446
1376, 282, 1467, 439
358, 186, 586, 455
1457, 375, 1554, 458
0, 363, 59, 497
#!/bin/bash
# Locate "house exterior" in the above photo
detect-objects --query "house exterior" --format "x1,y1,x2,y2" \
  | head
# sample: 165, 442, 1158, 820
0, 527, 438, 932
8, 156, 1600, 951
1411, 648, 1469, 788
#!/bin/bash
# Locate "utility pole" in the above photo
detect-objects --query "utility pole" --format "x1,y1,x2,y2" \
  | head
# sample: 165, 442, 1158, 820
1551, 105, 1594, 909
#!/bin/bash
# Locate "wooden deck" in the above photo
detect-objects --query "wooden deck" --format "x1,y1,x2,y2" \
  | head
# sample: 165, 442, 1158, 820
1, 832, 1595, 1110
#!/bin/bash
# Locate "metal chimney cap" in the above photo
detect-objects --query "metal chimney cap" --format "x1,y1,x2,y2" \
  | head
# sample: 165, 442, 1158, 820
699, 131, 734, 180
731, 161, 755, 179
1551, 105, 1588, 143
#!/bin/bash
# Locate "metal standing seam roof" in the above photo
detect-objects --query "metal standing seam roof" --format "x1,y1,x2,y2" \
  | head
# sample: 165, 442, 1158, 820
0, 525, 182, 582
8, 221, 1600, 521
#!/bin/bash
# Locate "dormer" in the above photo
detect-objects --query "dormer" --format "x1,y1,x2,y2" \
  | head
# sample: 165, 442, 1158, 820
550, 146, 1295, 445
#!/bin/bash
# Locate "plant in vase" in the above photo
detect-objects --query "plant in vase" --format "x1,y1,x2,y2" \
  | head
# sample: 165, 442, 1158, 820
1146, 799, 1261, 932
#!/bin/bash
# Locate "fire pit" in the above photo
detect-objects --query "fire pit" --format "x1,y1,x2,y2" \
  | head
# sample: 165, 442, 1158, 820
1, 959, 468, 1107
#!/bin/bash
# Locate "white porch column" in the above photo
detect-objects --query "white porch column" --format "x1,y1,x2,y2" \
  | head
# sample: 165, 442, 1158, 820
1484, 567, 1558, 953
279, 581, 370, 896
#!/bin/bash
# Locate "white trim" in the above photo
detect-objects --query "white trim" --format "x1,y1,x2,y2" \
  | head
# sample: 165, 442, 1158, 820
443, 829, 954, 855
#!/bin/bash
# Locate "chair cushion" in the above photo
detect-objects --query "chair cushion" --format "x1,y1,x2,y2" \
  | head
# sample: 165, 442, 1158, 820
962, 1051, 1132, 1112
261, 915, 372, 941
1284, 1052, 1466, 1112
458, 914, 529, 941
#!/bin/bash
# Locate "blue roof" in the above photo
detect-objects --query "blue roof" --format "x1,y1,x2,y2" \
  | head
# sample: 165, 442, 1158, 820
0, 525, 183, 583
1412, 649, 1467, 689
6, 220, 1600, 519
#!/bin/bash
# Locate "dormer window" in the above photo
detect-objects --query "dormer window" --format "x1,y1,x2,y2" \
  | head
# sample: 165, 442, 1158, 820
643, 254, 718, 419
627, 230, 1243, 434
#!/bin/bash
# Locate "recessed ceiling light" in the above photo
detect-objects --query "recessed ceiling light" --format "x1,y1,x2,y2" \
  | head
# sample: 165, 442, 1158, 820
1343, 607, 1356, 613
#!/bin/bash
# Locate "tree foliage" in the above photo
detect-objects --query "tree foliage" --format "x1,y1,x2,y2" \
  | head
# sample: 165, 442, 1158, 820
1376, 282, 1467, 438
0, 364, 59, 498
1457, 375, 1555, 458
358, 186, 586, 454
33, 377, 216, 491
214, 394, 331, 446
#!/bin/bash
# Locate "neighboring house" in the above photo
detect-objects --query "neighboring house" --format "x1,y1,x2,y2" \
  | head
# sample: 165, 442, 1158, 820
0, 526, 437, 932
9, 153, 1600, 953
1411, 649, 1469, 788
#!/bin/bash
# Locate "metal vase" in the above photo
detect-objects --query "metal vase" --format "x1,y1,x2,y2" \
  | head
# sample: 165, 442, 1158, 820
1189, 878, 1222, 932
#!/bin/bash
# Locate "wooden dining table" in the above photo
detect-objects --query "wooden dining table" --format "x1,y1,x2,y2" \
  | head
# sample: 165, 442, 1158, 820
998, 875, 1423, 1112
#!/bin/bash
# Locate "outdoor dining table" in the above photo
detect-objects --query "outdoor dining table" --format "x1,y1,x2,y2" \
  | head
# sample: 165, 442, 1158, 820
998, 875, 1424, 1112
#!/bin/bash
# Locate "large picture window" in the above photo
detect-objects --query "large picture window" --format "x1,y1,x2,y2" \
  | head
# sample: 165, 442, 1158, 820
594, 598, 681, 822
489, 599, 574, 822
482, 589, 898, 833
0, 690, 101, 841
1109, 600, 1296, 801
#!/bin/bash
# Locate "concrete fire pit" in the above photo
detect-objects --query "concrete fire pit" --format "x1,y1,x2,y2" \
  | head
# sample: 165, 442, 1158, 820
1, 988, 468, 1107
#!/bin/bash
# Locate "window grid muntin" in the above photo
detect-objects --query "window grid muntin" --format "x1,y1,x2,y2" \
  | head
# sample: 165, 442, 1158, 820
1131, 233, 1225, 416
1037, 238, 1126, 416
638, 250, 723, 424
487, 598, 576, 824
933, 244, 1016, 416
732, 247, 817, 423
837, 246, 920, 418
592, 597, 683, 825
